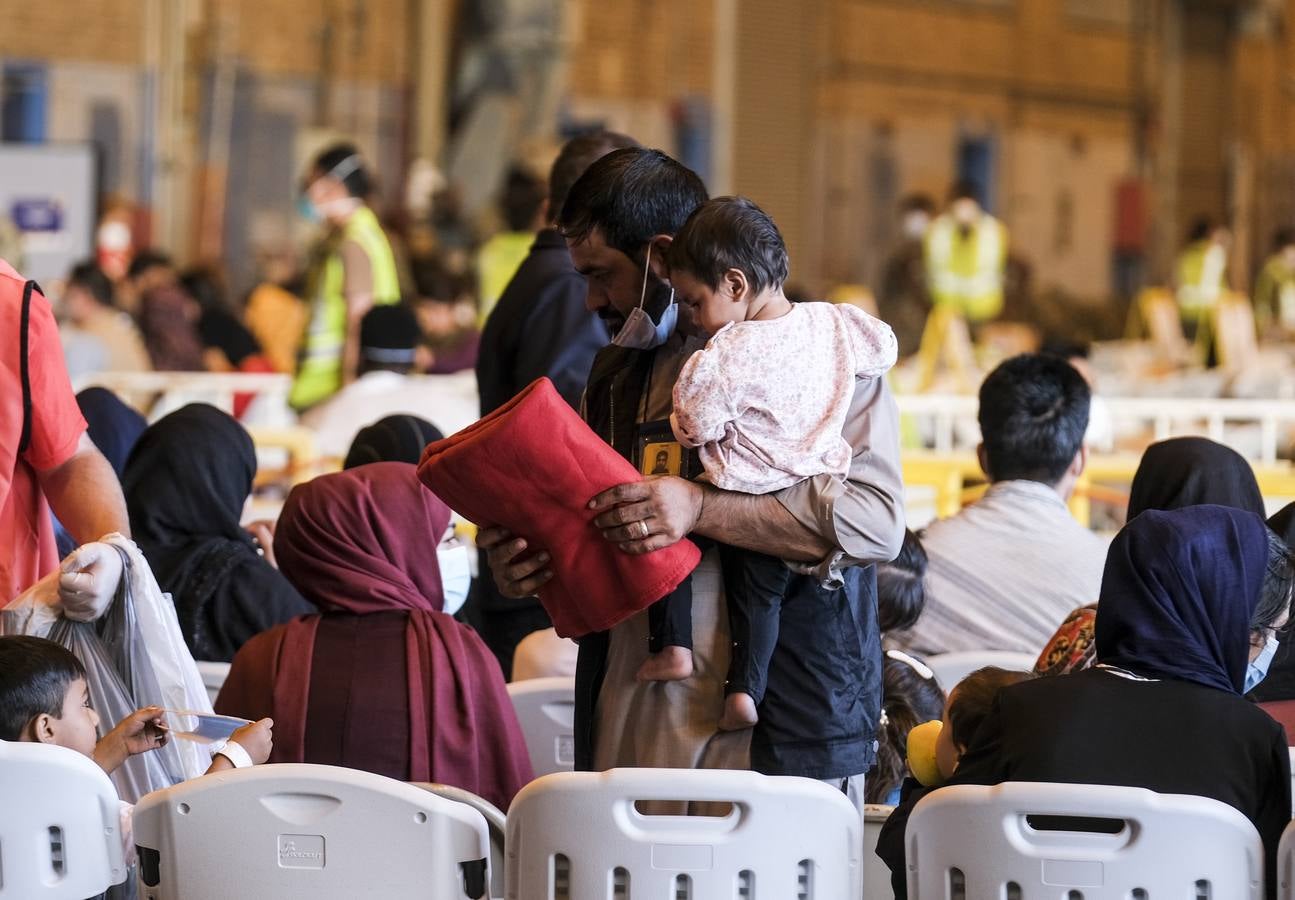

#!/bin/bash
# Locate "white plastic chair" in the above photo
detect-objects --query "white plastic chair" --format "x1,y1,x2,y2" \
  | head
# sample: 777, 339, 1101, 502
864, 804, 896, 900
133, 763, 491, 899
195, 661, 231, 706
414, 783, 507, 900
0, 740, 127, 899
907, 782, 1263, 899
1278, 818, 1295, 898
1289, 747, 1295, 817
924, 650, 1037, 690
505, 676, 575, 778
504, 768, 862, 899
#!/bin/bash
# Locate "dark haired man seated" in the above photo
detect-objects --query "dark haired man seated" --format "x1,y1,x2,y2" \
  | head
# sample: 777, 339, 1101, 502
893, 354, 1106, 657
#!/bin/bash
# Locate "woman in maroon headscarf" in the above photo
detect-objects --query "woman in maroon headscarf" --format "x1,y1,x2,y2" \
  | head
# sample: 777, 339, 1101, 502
215, 462, 533, 810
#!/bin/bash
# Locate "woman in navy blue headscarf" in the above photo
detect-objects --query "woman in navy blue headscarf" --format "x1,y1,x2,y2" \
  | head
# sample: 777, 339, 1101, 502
882, 506, 1294, 899
54, 388, 149, 557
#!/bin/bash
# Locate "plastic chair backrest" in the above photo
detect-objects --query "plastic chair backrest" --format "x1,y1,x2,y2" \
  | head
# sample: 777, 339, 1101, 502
924, 651, 1037, 691
1278, 818, 1295, 897
414, 783, 506, 900
505, 676, 575, 778
133, 763, 491, 900
194, 661, 230, 706
504, 768, 862, 900
0, 740, 126, 899
1289, 748, 1295, 817
907, 782, 1263, 899
864, 804, 896, 900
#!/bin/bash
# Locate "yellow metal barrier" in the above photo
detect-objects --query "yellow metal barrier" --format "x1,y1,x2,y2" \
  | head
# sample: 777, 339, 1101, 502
906, 452, 1295, 527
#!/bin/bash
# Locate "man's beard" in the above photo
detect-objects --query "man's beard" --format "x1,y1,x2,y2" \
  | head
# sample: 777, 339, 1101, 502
598, 307, 626, 335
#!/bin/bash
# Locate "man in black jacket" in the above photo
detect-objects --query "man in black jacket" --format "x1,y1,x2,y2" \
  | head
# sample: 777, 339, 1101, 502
472, 131, 639, 677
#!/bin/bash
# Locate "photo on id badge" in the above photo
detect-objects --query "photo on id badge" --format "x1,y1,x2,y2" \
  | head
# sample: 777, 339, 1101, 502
643, 442, 682, 477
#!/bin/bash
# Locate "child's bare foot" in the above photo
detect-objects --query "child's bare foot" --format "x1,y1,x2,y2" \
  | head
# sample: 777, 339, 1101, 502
719, 691, 758, 730
636, 646, 694, 682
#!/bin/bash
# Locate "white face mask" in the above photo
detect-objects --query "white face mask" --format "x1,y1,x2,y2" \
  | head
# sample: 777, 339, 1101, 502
902, 211, 930, 240
610, 242, 677, 350
437, 542, 471, 617
301, 153, 364, 222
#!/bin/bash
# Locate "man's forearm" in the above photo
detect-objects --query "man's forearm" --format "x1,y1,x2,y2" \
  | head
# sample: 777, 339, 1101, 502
693, 485, 832, 562
40, 446, 130, 544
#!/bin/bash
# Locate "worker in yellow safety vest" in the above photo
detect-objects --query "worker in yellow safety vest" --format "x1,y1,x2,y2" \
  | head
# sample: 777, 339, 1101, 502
1174, 217, 1230, 340
290, 144, 402, 411
918, 181, 1008, 389
1253, 227, 1295, 338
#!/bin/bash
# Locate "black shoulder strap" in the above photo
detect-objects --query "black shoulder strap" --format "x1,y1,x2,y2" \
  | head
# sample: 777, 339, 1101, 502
17, 279, 37, 457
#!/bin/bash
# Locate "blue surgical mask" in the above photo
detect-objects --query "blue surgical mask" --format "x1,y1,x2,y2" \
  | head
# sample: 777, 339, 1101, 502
610, 242, 676, 350
437, 542, 471, 617
1245, 633, 1280, 693
296, 195, 321, 223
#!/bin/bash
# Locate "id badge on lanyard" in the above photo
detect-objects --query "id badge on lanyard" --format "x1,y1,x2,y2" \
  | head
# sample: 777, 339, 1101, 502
635, 419, 702, 480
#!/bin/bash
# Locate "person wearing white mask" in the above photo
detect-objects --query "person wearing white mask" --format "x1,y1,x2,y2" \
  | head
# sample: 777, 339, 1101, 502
290, 143, 403, 411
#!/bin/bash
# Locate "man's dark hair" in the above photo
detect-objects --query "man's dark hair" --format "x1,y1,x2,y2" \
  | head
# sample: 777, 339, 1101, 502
0, 636, 86, 741
667, 196, 789, 294
547, 131, 640, 225
949, 179, 982, 204
877, 529, 928, 634
312, 143, 372, 199
67, 260, 115, 307
1187, 216, 1216, 243
1274, 227, 1295, 252
127, 249, 173, 282
978, 354, 1091, 485
947, 666, 1034, 750
900, 193, 936, 216
499, 165, 548, 232
359, 304, 420, 375
180, 267, 228, 314
559, 148, 708, 257
410, 256, 468, 304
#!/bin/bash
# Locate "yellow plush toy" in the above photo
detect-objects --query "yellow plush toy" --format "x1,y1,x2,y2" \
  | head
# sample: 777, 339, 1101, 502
906, 719, 946, 787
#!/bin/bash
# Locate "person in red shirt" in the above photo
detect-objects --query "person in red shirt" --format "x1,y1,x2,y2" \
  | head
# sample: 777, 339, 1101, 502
1, 259, 130, 606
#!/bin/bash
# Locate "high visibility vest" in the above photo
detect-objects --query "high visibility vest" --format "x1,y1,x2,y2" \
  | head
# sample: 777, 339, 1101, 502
290, 206, 401, 410
1175, 240, 1227, 318
924, 213, 1007, 322
1253, 253, 1295, 332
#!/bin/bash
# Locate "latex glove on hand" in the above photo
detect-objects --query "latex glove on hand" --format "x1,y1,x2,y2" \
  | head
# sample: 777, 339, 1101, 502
58, 541, 124, 622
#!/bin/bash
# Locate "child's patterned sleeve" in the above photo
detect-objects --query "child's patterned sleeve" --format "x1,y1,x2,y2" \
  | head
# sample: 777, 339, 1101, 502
670, 341, 738, 448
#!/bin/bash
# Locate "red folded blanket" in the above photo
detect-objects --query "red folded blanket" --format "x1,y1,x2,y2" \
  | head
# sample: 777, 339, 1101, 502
417, 377, 701, 637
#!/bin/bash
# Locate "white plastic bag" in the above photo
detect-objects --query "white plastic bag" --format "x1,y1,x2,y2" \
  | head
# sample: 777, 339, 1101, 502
3, 535, 214, 799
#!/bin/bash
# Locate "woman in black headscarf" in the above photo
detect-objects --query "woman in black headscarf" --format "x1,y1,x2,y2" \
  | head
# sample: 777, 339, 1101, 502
1036, 436, 1266, 677
342, 414, 444, 469
1127, 436, 1265, 518
122, 404, 314, 661
885, 506, 1293, 899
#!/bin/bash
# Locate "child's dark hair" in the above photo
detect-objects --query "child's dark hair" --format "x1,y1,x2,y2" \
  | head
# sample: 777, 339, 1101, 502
867, 651, 945, 804
947, 666, 1035, 750
877, 529, 927, 634
667, 196, 789, 294
0, 636, 86, 741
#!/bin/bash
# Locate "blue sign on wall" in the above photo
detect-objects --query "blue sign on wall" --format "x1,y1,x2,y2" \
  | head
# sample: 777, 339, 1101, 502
11, 198, 63, 233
